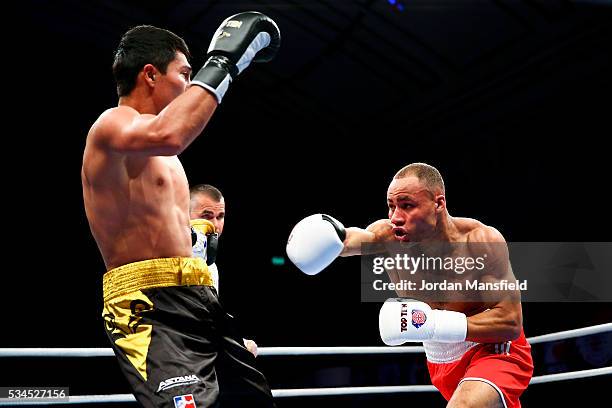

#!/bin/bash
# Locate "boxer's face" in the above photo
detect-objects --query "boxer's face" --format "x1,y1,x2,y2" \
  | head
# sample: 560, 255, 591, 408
387, 176, 439, 242
190, 194, 225, 236
154, 52, 192, 110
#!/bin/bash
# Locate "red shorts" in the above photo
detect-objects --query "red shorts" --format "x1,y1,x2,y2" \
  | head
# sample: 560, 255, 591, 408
426, 329, 533, 408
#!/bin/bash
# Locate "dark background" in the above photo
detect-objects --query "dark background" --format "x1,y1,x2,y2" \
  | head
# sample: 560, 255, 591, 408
5, 0, 612, 406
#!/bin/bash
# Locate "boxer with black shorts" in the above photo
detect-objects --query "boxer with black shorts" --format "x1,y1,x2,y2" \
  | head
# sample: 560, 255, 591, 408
82, 14, 280, 408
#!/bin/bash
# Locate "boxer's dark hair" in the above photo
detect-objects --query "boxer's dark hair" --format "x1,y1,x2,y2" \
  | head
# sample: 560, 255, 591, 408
190, 184, 224, 202
113, 25, 190, 96
395, 163, 445, 194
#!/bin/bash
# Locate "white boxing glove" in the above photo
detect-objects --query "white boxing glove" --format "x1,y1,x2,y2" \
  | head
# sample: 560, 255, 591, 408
379, 298, 467, 345
286, 214, 346, 275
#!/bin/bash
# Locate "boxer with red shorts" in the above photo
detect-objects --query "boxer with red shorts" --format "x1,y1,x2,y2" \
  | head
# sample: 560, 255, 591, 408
287, 163, 534, 407
426, 329, 533, 407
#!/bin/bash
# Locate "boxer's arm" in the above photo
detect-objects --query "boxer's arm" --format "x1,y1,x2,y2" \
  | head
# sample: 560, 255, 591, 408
287, 216, 392, 274
465, 226, 522, 343
341, 219, 395, 257
466, 300, 522, 343
340, 227, 375, 257
379, 299, 520, 345
96, 89, 217, 156
96, 12, 280, 156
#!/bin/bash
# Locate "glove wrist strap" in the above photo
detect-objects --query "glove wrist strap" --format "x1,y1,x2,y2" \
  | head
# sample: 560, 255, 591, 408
431, 310, 468, 343
191, 56, 235, 103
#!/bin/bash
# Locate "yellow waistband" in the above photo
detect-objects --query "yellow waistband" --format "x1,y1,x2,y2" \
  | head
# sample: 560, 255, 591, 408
103, 257, 212, 303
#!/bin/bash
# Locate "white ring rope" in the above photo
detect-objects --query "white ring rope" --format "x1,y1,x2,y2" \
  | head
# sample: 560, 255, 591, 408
272, 384, 438, 397
529, 366, 612, 384
275, 367, 612, 396
0, 348, 113, 358
258, 346, 424, 356
0, 394, 136, 406
527, 322, 612, 344
1, 322, 609, 358
0, 367, 609, 405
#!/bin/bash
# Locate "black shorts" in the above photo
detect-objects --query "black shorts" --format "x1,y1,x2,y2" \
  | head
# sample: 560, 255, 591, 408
102, 257, 274, 408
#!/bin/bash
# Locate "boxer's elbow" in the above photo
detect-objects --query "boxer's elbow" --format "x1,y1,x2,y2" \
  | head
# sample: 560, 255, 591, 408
165, 138, 186, 155
151, 118, 193, 155
504, 325, 521, 342
468, 306, 522, 343
116, 128, 185, 156
500, 310, 522, 341
154, 131, 186, 155
155, 124, 202, 155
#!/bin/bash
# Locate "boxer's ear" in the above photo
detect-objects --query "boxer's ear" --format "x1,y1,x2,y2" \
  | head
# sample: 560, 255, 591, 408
434, 195, 446, 212
143, 64, 157, 86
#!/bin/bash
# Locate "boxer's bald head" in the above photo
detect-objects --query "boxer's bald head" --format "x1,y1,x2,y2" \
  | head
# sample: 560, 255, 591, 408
394, 162, 445, 195
387, 163, 446, 242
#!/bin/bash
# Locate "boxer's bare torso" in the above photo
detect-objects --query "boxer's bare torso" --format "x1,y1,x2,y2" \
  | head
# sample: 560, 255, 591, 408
331, 169, 526, 405
82, 107, 192, 271
383, 217, 505, 315
345, 215, 521, 342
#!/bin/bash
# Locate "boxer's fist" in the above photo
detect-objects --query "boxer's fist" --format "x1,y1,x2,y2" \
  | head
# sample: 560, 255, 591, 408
286, 214, 346, 275
191, 11, 281, 103
243, 338, 258, 357
379, 299, 434, 345
379, 298, 467, 345
190, 219, 218, 265
208, 12, 280, 68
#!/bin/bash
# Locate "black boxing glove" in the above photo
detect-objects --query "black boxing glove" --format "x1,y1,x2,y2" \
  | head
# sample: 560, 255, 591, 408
191, 219, 220, 266
205, 232, 219, 266
191, 11, 281, 103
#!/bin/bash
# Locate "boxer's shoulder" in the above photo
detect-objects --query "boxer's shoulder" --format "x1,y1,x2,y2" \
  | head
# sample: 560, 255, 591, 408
467, 224, 505, 244
94, 106, 140, 134
87, 106, 132, 146
452, 217, 505, 244
465, 224, 509, 272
